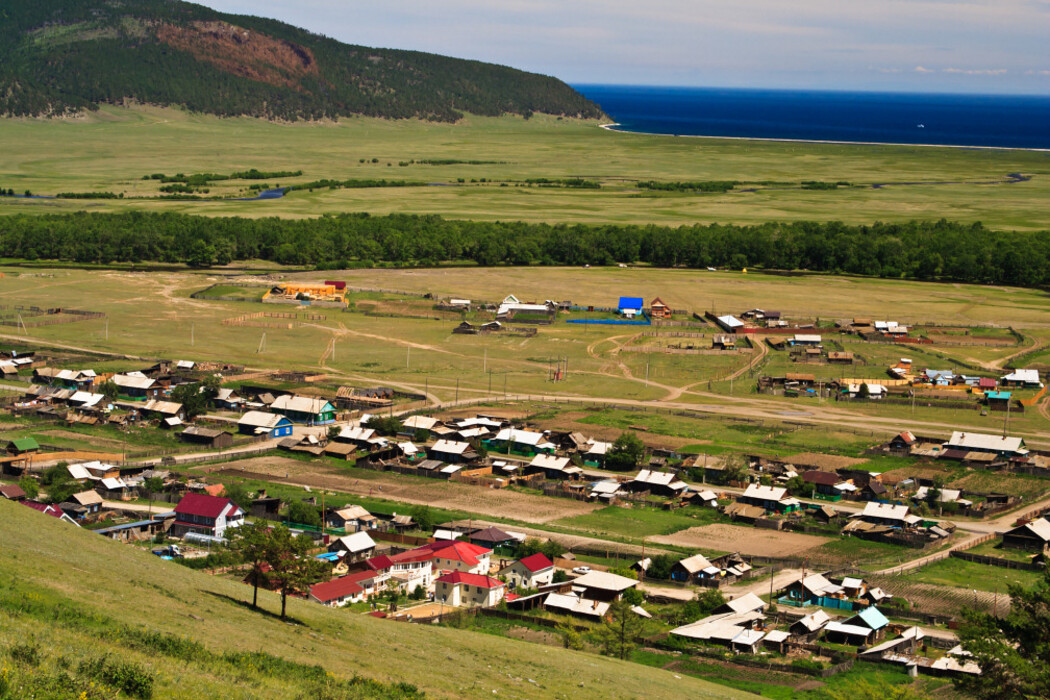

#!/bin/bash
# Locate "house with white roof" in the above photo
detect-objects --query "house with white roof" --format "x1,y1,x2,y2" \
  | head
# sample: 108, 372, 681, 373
670, 610, 767, 653
739, 483, 801, 513
326, 531, 377, 563
627, 469, 688, 497
1002, 369, 1041, 388
1002, 517, 1050, 551
859, 501, 911, 526
269, 395, 336, 425
237, 411, 293, 438
525, 453, 582, 479
588, 479, 625, 501
488, 428, 556, 455
945, 431, 1027, 457
428, 439, 477, 464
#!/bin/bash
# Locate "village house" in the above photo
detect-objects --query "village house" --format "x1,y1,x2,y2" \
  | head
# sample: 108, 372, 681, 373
7, 438, 40, 458
738, 484, 801, 514
428, 439, 478, 464
269, 395, 336, 425
326, 504, 378, 531
618, 297, 644, 318
944, 431, 1027, 458
1002, 518, 1050, 551
649, 297, 672, 319
417, 540, 492, 575
1001, 368, 1041, 388
670, 553, 719, 585
670, 606, 767, 653
466, 526, 521, 550
34, 368, 98, 391
543, 592, 610, 620
790, 609, 831, 642
171, 493, 245, 539
435, 572, 506, 607
571, 570, 639, 602
94, 515, 173, 542
309, 570, 381, 607
858, 501, 912, 528
0, 483, 27, 501
21, 500, 80, 525
112, 372, 159, 399
779, 573, 850, 609
588, 479, 624, 501
712, 334, 737, 350
488, 428, 556, 456
179, 425, 235, 449
499, 553, 555, 589
364, 550, 435, 593
69, 490, 104, 515
237, 411, 294, 438
326, 531, 377, 563
525, 453, 582, 480
401, 414, 441, 438
823, 607, 889, 646
627, 469, 689, 497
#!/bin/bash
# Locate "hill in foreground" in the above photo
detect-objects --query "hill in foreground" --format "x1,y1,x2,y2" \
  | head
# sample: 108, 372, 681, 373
0, 0, 604, 122
0, 499, 742, 699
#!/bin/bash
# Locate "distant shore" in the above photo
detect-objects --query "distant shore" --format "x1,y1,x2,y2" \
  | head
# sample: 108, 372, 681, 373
597, 122, 1050, 153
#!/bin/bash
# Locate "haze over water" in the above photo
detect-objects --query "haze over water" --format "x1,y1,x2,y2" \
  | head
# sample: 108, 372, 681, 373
575, 85, 1050, 150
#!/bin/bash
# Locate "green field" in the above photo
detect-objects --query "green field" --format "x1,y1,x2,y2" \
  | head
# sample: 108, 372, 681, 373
0, 499, 743, 699
896, 556, 1043, 593
2, 263, 1049, 447
2, 105, 1050, 230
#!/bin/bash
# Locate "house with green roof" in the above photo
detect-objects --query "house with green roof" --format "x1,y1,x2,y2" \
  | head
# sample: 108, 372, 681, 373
7, 437, 40, 455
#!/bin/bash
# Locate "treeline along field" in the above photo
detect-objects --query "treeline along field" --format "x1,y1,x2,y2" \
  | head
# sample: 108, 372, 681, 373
1, 211, 1048, 286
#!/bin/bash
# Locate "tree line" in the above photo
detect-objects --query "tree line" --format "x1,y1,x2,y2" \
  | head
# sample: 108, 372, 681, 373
1, 211, 1048, 287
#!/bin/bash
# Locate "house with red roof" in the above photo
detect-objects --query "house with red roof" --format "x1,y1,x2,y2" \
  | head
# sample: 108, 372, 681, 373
499, 553, 555, 589
419, 539, 492, 575
310, 570, 382, 607
435, 571, 505, 608
172, 493, 245, 539
20, 500, 79, 526
0, 483, 27, 501
365, 548, 435, 593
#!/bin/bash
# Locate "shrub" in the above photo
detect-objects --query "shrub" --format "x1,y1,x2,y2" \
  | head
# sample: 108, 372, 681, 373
78, 656, 155, 699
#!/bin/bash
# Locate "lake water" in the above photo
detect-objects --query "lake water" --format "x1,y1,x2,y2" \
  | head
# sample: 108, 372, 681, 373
573, 85, 1050, 150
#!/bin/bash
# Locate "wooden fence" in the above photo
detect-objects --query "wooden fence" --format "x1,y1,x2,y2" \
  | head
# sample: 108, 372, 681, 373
950, 550, 1044, 571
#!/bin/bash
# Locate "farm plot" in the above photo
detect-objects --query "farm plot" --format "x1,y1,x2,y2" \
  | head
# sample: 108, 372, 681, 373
647, 523, 830, 557
204, 456, 598, 524
867, 577, 1012, 617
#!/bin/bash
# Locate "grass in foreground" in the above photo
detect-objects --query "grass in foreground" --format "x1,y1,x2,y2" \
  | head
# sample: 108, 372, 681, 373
0, 499, 744, 699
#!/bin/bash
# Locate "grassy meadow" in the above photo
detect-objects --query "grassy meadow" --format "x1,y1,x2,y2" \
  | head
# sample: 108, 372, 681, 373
0, 105, 1049, 229
0, 500, 743, 700
1, 264, 1048, 442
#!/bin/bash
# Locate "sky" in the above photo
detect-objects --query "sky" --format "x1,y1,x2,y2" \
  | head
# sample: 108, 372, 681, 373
197, 0, 1050, 95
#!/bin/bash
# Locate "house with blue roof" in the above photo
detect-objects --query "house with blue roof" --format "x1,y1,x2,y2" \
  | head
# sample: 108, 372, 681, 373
823, 606, 889, 646
618, 297, 644, 318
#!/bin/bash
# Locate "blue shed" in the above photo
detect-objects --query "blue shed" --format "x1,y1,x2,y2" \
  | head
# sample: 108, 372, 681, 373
618, 297, 644, 317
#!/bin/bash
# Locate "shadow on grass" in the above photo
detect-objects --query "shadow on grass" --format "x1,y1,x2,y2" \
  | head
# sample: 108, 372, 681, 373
202, 590, 307, 626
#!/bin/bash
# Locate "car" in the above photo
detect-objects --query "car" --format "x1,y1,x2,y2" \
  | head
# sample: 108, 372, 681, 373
572, 566, 591, 575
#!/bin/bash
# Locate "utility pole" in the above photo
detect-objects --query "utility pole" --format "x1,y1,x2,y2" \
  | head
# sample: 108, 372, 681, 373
191, 323, 195, 346
455, 378, 459, 405
1004, 397, 1011, 437
257, 332, 266, 354
483, 347, 487, 374
105, 318, 109, 341
406, 346, 410, 370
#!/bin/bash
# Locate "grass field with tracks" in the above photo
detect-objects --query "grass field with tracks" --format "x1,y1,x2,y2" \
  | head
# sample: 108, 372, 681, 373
1, 105, 1049, 229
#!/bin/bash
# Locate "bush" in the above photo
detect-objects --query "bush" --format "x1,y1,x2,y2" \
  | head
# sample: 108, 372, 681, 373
78, 656, 155, 699
790, 657, 825, 672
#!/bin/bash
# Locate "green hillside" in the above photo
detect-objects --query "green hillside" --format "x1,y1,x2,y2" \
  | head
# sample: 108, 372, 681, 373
0, 0, 603, 122
0, 500, 743, 699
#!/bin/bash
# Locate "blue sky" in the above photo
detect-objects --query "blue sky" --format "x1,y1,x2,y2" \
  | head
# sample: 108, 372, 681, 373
198, 0, 1050, 94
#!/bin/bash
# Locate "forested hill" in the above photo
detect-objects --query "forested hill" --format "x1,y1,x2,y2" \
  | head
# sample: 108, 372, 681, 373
0, 0, 604, 122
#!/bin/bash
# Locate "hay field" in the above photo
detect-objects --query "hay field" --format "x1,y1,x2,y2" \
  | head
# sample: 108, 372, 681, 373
1, 105, 1049, 229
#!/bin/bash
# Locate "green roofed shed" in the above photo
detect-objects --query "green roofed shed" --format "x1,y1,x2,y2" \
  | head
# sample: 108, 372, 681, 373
9, 437, 40, 454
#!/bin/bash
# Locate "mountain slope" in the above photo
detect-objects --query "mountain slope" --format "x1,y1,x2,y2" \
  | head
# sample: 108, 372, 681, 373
0, 0, 604, 122
0, 500, 744, 699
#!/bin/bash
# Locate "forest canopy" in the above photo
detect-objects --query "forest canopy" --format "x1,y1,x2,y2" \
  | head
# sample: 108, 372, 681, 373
0, 211, 1047, 288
